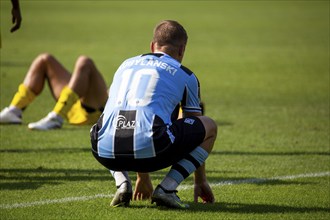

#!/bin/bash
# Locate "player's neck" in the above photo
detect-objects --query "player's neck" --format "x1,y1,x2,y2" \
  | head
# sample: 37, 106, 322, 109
153, 49, 183, 63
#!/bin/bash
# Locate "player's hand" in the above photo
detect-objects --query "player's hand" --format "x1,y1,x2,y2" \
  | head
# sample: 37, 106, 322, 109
133, 173, 153, 200
11, 8, 22, 32
194, 181, 215, 203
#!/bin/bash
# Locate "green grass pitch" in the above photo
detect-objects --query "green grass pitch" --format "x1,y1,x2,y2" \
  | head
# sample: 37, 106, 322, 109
0, 1, 329, 219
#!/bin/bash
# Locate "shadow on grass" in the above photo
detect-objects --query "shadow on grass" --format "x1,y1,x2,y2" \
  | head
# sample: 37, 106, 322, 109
212, 150, 330, 156
0, 147, 90, 153
0, 168, 111, 190
122, 202, 330, 214
1, 61, 30, 67
186, 202, 330, 214
148, 171, 314, 186
0, 167, 314, 191
215, 120, 233, 126
2, 148, 329, 156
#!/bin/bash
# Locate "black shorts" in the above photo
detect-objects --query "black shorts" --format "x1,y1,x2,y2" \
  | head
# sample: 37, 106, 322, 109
91, 116, 206, 172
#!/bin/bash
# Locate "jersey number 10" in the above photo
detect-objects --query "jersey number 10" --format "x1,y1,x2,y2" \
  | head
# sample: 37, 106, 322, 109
116, 68, 159, 107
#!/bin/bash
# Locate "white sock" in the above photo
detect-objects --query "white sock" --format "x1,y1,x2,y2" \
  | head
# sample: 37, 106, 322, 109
8, 105, 22, 117
49, 111, 63, 123
110, 170, 130, 187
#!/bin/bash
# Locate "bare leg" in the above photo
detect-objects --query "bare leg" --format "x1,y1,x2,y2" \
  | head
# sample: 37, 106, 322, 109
27, 55, 108, 130
198, 116, 217, 153
0, 53, 71, 124
68, 56, 108, 109
157, 115, 217, 206
23, 53, 71, 100
193, 116, 217, 203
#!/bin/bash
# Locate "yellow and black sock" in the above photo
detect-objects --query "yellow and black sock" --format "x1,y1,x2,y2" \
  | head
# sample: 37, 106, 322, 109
53, 86, 79, 119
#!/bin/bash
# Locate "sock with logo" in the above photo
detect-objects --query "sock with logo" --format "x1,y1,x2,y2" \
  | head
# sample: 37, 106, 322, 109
53, 86, 79, 119
10, 83, 36, 110
160, 146, 209, 191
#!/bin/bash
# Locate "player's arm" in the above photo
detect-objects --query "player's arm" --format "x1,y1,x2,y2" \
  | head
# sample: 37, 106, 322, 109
182, 102, 205, 118
193, 163, 215, 203
183, 111, 201, 118
184, 102, 214, 203
181, 72, 205, 118
11, 0, 22, 32
183, 76, 213, 203
133, 172, 153, 200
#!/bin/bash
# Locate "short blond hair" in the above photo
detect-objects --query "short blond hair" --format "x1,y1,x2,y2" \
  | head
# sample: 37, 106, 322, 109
152, 20, 188, 48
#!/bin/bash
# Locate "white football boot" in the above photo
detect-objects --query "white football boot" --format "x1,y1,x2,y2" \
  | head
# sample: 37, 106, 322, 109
0, 107, 22, 124
110, 181, 133, 207
28, 112, 63, 130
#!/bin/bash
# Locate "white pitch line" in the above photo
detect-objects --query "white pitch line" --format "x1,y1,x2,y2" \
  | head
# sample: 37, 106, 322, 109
178, 171, 330, 190
1, 171, 329, 210
0, 194, 113, 209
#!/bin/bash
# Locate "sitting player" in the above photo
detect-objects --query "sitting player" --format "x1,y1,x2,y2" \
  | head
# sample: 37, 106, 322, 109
0, 53, 108, 130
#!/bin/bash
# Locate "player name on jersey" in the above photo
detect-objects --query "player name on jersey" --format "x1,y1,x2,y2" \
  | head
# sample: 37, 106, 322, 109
119, 58, 178, 76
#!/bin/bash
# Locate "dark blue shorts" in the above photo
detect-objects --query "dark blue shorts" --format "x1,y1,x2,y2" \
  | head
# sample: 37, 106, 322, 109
91, 116, 205, 172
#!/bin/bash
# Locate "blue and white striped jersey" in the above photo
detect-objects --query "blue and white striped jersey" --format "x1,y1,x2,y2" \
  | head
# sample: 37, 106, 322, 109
97, 53, 202, 159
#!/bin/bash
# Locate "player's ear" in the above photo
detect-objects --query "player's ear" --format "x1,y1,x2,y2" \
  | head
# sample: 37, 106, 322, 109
178, 45, 185, 58
150, 42, 155, 52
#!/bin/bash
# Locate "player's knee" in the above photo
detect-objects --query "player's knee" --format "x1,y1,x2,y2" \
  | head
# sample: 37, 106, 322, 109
38, 53, 54, 63
201, 116, 217, 140
76, 55, 93, 67
208, 118, 218, 140
74, 55, 94, 77
199, 116, 217, 153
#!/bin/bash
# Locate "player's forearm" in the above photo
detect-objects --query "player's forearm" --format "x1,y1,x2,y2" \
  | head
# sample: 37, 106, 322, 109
183, 111, 202, 118
137, 172, 151, 181
194, 163, 207, 184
